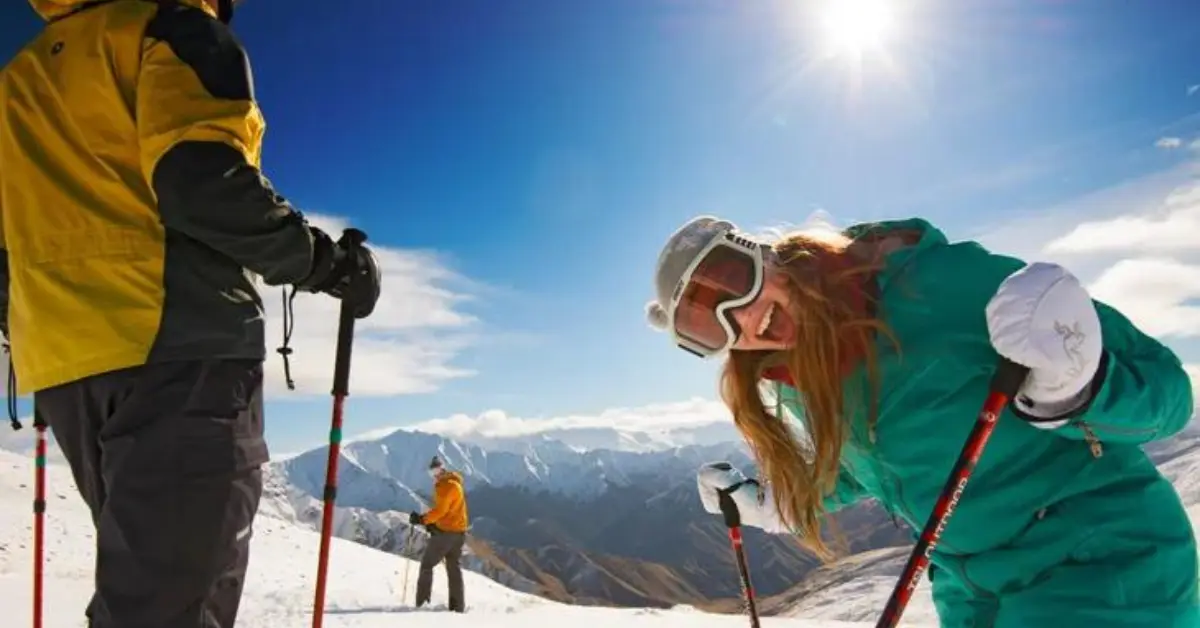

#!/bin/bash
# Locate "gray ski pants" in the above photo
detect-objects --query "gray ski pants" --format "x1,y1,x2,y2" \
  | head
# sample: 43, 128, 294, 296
34, 359, 269, 628
415, 529, 466, 612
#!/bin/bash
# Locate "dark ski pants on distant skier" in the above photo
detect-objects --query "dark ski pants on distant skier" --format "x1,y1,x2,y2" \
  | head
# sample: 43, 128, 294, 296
415, 528, 466, 612
35, 359, 269, 628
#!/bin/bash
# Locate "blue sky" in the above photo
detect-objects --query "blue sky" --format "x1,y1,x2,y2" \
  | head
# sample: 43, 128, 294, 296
4, 0, 1200, 454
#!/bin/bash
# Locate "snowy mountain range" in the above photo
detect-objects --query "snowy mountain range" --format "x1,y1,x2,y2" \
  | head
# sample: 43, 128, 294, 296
270, 426, 753, 514
397, 400, 742, 455
259, 424, 911, 608
427, 421, 744, 455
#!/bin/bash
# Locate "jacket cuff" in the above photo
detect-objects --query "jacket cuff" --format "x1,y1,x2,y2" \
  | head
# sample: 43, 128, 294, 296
1012, 351, 1110, 429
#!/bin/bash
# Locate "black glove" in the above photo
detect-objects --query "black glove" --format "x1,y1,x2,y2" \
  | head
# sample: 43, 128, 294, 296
409, 511, 422, 526
298, 227, 382, 319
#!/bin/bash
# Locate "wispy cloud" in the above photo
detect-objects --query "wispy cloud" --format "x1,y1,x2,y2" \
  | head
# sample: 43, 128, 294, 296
973, 162, 1198, 266
1044, 172, 1200, 256
1188, 84, 1199, 97
261, 213, 482, 398
403, 397, 732, 440
1157, 137, 1184, 149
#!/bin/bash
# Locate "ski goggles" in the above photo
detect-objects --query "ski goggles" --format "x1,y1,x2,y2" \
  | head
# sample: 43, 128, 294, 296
667, 229, 766, 359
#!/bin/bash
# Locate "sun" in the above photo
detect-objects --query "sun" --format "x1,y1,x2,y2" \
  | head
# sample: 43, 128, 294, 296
818, 0, 896, 56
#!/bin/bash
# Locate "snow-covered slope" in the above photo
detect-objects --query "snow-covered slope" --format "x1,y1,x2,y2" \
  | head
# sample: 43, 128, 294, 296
0, 449, 935, 627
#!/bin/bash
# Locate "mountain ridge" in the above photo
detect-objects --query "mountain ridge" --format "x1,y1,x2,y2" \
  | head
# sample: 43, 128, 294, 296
261, 424, 916, 609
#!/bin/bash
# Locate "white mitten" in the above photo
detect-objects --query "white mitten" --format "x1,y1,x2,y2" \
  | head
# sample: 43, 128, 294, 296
696, 462, 790, 534
985, 262, 1104, 428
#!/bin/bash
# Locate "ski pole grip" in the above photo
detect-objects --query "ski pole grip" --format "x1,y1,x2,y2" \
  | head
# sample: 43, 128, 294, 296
717, 485, 742, 529
330, 228, 367, 398
340, 228, 367, 251
989, 356, 1031, 398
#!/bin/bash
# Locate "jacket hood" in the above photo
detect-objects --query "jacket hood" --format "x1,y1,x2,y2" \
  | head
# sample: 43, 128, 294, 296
28, 0, 217, 21
436, 471, 464, 485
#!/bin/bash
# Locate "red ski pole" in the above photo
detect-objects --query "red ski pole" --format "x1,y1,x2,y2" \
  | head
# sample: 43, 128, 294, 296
718, 485, 762, 628
9, 345, 46, 628
32, 411, 47, 628
874, 358, 1029, 628
311, 228, 368, 628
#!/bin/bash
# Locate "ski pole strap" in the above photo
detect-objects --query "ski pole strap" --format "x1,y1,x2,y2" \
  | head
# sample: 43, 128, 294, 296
5, 344, 20, 431
276, 286, 298, 391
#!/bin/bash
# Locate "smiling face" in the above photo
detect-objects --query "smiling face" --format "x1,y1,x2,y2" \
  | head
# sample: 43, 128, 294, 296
728, 261, 796, 352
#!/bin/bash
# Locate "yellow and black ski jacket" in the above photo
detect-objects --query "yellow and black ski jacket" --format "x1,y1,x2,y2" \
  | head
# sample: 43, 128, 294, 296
1, 0, 320, 394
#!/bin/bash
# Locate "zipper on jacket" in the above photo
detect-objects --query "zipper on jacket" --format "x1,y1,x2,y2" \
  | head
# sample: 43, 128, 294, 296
1069, 411, 1162, 459
1076, 420, 1104, 458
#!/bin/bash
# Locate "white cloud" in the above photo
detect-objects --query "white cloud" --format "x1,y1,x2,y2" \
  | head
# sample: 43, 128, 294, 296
1043, 177, 1200, 255
973, 163, 1197, 263
1088, 258, 1200, 339
1157, 137, 1184, 149
403, 397, 733, 440
1188, 84, 1199, 97
260, 213, 480, 398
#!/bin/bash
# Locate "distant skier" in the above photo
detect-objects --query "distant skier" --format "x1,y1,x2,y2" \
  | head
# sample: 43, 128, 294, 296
0, 1, 381, 627
410, 455, 470, 612
646, 215, 1199, 627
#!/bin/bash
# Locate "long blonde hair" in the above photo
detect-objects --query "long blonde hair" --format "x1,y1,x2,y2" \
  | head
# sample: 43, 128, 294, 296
720, 226, 896, 560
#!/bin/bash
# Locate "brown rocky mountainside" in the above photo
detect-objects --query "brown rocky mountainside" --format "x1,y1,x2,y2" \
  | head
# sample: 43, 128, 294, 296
458, 474, 913, 608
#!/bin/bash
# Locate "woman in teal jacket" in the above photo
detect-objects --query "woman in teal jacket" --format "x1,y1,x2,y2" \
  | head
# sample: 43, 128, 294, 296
647, 215, 1198, 627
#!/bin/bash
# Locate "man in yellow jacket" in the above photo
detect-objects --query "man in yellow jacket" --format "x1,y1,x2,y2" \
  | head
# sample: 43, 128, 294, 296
1, 1, 381, 626
410, 455, 469, 613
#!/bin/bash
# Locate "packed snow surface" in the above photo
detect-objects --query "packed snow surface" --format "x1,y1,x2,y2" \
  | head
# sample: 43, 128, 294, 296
0, 450, 939, 627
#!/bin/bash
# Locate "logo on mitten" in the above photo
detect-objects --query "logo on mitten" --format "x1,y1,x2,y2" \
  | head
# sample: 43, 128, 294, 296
1053, 319, 1087, 386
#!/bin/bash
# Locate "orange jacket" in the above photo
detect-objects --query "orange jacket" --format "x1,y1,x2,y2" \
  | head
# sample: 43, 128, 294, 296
420, 471, 469, 533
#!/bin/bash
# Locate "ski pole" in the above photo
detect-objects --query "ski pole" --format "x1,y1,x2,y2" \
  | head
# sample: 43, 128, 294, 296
401, 526, 416, 605
311, 228, 368, 628
5, 346, 40, 628
32, 409, 47, 628
874, 357, 1029, 628
717, 485, 762, 628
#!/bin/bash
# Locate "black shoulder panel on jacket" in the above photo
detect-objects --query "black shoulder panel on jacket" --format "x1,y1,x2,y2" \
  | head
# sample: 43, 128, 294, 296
144, 2, 254, 102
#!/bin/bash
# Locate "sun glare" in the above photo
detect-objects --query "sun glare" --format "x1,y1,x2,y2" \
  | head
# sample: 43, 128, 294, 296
819, 0, 895, 56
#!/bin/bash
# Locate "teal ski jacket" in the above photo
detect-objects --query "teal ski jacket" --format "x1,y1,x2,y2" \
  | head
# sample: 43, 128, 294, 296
772, 218, 1199, 627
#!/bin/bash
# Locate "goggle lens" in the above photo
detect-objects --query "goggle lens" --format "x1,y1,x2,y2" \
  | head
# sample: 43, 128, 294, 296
672, 245, 761, 353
